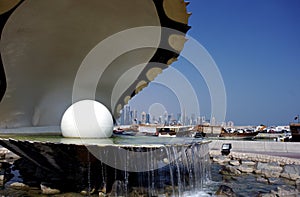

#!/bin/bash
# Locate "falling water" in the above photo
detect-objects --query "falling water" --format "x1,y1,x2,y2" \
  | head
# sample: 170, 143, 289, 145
87, 151, 91, 195
89, 140, 211, 196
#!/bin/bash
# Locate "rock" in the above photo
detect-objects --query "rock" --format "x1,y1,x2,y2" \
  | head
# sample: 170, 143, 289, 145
9, 182, 29, 190
263, 171, 281, 178
256, 162, 282, 173
268, 177, 280, 184
256, 162, 269, 172
238, 164, 254, 173
109, 180, 125, 197
80, 188, 96, 195
54, 193, 83, 197
215, 185, 237, 197
256, 177, 268, 184
80, 190, 88, 195
163, 158, 169, 164
281, 165, 300, 180
271, 186, 299, 196
40, 183, 60, 195
99, 183, 106, 194
0, 174, 4, 186
220, 165, 241, 175
256, 162, 282, 178
4, 151, 20, 160
296, 178, 300, 192
128, 189, 143, 197
0, 148, 9, 159
257, 193, 277, 197
229, 160, 240, 166
213, 156, 231, 165
241, 160, 256, 166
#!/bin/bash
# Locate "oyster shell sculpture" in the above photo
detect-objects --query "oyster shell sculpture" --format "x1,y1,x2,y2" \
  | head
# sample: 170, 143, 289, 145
0, 0, 190, 128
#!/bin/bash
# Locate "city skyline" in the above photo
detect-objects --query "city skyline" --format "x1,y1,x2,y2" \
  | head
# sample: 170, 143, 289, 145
118, 104, 234, 127
128, 0, 300, 126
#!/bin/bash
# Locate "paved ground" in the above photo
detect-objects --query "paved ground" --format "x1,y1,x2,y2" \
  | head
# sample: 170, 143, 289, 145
209, 140, 300, 159
236, 151, 300, 159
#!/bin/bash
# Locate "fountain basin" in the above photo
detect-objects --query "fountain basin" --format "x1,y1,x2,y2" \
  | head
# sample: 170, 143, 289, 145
0, 133, 211, 195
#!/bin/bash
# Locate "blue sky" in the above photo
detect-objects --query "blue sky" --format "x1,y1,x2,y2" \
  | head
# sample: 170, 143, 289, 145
129, 0, 300, 126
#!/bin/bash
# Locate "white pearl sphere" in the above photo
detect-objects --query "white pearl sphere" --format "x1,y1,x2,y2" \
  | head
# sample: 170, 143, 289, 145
61, 100, 113, 138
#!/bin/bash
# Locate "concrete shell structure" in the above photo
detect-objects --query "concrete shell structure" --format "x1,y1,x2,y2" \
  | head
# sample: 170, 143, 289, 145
0, 0, 190, 128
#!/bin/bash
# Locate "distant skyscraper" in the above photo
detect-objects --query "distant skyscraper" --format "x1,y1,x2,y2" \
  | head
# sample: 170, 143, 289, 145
164, 111, 168, 125
124, 105, 131, 125
211, 116, 216, 126
146, 113, 150, 124
141, 111, 146, 124
167, 114, 172, 125
191, 113, 196, 125
197, 116, 201, 125
132, 109, 138, 124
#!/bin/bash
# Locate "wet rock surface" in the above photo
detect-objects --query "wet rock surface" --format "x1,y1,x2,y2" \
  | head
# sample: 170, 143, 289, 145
215, 185, 237, 196
229, 159, 240, 166
220, 165, 241, 175
210, 150, 300, 196
237, 164, 254, 173
213, 155, 231, 165
281, 164, 300, 180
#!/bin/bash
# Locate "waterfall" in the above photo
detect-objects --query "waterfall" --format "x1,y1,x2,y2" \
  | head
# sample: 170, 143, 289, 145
91, 141, 211, 196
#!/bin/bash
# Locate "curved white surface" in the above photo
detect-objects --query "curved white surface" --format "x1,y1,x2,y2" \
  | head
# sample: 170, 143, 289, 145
61, 100, 113, 138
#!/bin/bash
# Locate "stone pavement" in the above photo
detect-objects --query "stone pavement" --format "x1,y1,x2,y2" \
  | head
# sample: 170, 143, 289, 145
209, 140, 300, 159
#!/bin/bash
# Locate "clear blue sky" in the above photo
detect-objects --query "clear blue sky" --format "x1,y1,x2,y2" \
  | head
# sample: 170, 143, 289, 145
130, 0, 300, 126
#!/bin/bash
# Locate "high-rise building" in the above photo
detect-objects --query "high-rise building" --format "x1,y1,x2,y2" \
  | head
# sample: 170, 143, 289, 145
197, 116, 201, 125
141, 111, 146, 124
177, 113, 182, 124
132, 109, 138, 124
124, 105, 131, 125
167, 114, 172, 125
146, 113, 151, 124
211, 116, 216, 126
191, 113, 196, 125
163, 111, 168, 125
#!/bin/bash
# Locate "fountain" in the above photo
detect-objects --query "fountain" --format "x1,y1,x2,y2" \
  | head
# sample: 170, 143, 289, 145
0, 1, 212, 196
0, 135, 211, 195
